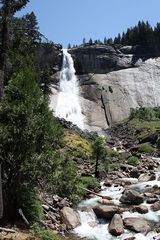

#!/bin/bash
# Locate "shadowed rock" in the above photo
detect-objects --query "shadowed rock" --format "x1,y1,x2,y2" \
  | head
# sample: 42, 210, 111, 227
120, 189, 144, 205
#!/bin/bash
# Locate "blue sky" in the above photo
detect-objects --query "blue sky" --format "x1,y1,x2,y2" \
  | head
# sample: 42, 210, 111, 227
17, 0, 160, 47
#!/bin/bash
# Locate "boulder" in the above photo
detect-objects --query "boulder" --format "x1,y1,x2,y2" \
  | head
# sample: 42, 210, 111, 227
108, 214, 124, 236
138, 173, 156, 182
120, 189, 144, 205
120, 178, 138, 185
133, 205, 148, 214
98, 198, 114, 205
93, 205, 119, 219
146, 198, 158, 204
60, 207, 81, 230
123, 217, 151, 233
151, 201, 160, 211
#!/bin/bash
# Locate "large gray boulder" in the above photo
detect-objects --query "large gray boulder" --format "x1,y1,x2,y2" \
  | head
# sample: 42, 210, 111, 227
60, 207, 81, 230
108, 214, 124, 236
120, 189, 144, 205
123, 217, 151, 233
93, 205, 119, 219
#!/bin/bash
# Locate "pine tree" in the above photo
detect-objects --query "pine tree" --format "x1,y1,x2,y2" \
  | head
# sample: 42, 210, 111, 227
104, 37, 107, 44
67, 43, 71, 49
0, 67, 63, 219
92, 137, 108, 178
0, 0, 30, 220
89, 38, 93, 45
82, 37, 86, 45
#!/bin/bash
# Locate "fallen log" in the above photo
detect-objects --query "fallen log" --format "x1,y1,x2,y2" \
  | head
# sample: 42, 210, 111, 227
43, 209, 69, 233
0, 227, 17, 233
80, 186, 104, 198
18, 208, 30, 226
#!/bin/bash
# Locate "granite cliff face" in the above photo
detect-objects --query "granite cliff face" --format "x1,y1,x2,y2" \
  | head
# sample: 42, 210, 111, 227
51, 44, 160, 131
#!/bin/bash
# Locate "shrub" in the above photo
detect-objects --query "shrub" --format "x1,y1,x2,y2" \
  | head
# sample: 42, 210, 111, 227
18, 187, 43, 223
129, 107, 160, 121
31, 224, 60, 240
108, 149, 119, 157
127, 156, 139, 166
108, 163, 119, 172
80, 176, 99, 190
138, 143, 156, 153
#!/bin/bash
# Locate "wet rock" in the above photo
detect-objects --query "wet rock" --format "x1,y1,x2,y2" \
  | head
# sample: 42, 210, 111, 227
120, 178, 138, 185
132, 205, 148, 214
146, 198, 159, 204
123, 217, 151, 233
120, 164, 136, 172
120, 189, 144, 205
93, 205, 119, 219
98, 198, 114, 205
108, 214, 124, 236
60, 207, 81, 230
103, 179, 112, 187
101, 195, 113, 200
116, 172, 126, 178
151, 201, 160, 211
123, 237, 136, 240
138, 173, 156, 182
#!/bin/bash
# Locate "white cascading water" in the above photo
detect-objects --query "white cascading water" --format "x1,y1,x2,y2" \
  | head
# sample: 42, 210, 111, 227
55, 49, 84, 129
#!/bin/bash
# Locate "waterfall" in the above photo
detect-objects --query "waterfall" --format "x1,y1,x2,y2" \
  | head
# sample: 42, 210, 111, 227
55, 49, 84, 129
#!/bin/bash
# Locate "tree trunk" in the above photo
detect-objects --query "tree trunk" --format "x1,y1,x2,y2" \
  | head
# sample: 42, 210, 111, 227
0, 0, 11, 218
0, 0, 10, 99
95, 154, 99, 178
0, 165, 3, 219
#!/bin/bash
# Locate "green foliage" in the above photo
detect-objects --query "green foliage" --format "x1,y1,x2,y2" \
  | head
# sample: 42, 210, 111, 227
84, 20, 160, 49
55, 156, 82, 204
108, 163, 119, 172
108, 149, 119, 157
0, 67, 64, 218
19, 187, 43, 222
138, 143, 156, 153
129, 107, 160, 121
127, 156, 139, 166
64, 130, 92, 159
31, 224, 61, 240
92, 136, 108, 177
80, 176, 99, 190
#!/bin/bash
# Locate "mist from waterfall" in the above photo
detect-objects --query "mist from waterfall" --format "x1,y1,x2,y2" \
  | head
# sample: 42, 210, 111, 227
55, 49, 84, 129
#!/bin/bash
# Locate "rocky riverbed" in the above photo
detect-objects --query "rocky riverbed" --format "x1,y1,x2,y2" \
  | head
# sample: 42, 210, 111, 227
39, 154, 160, 240
69, 156, 160, 240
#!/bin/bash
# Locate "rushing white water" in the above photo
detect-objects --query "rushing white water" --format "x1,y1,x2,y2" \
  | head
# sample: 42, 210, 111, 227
55, 49, 84, 129
72, 158, 160, 240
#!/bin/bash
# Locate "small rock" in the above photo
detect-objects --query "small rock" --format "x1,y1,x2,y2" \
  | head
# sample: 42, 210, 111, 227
146, 198, 158, 204
133, 205, 148, 214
